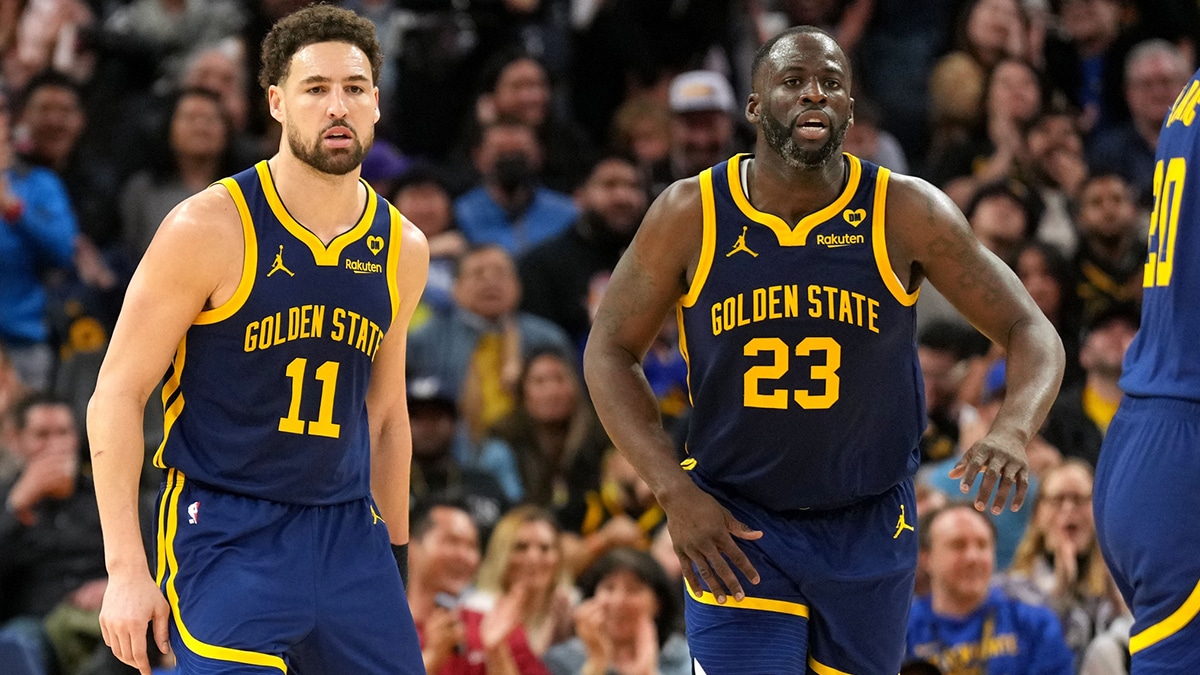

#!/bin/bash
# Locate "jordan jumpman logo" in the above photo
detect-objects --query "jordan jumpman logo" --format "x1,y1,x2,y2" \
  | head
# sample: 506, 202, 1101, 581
726, 226, 758, 257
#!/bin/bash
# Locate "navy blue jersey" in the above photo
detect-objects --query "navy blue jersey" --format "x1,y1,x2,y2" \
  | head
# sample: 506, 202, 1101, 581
677, 154, 924, 511
1119, 68, 1200, 403
153, 161, 403, 504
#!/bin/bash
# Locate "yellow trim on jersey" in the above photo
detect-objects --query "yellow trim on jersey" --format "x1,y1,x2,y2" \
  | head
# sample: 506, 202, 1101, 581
196, 179, 258, 325
256, 161, 377, 267
808, 655, 855, 675
685, 580, 809, 617
681, 168, 718, 307
153, 336, 188, 469
1130, 577, 1200, 654
154, 469, 180, 587
871, 167, 919, 306
727, 153, 862, 247
675, 305, 694, 407
386, 204, 403, 326
162, 470, 289, 672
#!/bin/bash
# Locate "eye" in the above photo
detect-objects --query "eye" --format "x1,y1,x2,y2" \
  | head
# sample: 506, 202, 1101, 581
348, 85, 366, 94
307, 86, 325, 94
783, 77, 801, 87
825, 80, 842, 89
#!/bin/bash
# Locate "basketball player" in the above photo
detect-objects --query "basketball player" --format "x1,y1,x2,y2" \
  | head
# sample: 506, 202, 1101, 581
583, 27, 1065, 673
1093, 65, 1200, 673
87, 6, 427, 674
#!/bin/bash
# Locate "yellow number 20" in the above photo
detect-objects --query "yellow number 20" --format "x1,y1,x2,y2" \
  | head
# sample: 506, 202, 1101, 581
279, 358, 342, 438
1146, 157, 1186, 288
743, 337, 841, 410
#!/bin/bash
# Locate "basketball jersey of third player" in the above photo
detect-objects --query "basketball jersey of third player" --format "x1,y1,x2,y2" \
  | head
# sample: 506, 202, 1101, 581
1119, 66, 1200, 403
678, 153, 924, 511
153, 161, 403, 504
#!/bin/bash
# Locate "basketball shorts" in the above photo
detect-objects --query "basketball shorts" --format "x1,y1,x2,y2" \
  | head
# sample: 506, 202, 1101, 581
685, 472, 917, 674
1095, 395, 1200, 674
154, 468, 424, 674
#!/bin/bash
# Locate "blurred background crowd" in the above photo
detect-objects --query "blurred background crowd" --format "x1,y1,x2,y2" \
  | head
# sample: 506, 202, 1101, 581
1, 0, 1196, 673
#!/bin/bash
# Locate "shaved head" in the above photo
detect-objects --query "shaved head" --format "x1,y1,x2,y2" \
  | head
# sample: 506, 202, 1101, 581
751, 26, 852, 93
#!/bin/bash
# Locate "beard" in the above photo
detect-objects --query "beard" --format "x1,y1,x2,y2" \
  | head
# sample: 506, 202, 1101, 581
761, 110, 850, 169
287, 121, 371, 176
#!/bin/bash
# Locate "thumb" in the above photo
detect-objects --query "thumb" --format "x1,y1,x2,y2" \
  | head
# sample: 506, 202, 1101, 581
726, 513, 762, 540
153, 601, 171, 654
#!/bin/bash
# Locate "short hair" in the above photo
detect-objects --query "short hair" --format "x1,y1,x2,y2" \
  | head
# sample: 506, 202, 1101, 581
750, 26, 849, 91
11, 392, 72, 432
917, 501, 996, 552
577, 548, 679, 647
16, 70, 84, 116
478, 47, 545, 96
1124, 38, 1189, 82
258, 3, 383, 90
410, 498, 473, 542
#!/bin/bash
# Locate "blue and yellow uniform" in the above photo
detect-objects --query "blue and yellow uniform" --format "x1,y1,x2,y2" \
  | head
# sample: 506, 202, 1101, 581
153, 161, 423, 674
1095, 67, 1200, 673
677, 153, 922, 674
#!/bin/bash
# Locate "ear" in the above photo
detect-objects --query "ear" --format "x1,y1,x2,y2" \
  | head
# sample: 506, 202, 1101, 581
848, 97, 856, 127
268, 84, 285, 124
374, 86, 381, 124
745, 92, 760, 125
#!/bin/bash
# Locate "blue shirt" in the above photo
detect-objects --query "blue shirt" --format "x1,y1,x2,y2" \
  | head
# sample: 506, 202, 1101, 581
907, 588, 1075, 675
454, 186, 577, 255
0, 165, 78, 344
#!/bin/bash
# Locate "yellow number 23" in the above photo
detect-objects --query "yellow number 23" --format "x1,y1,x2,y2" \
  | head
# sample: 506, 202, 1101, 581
743, 336, 841, 410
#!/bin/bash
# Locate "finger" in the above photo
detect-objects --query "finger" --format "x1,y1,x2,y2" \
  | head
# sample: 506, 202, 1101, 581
719, 538, 760, 586
990, 465, 1018, 515
153, 603, 171, 655
947, 455, 968, 480
113, 630, 133, 667
128, 624, 152, 675
726, 515, 763, 541
974, 459, 1003, 512
704, 549, 746, 602
1010, 469, 1031, 511
679, 554, 703, 603
691, 554, 728, 604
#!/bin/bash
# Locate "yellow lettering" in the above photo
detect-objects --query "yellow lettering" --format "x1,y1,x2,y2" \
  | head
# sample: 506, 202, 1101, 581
244, 321, 259, 352
344, 311, 361, 345
767, 285, 781, 320
752, 288, 767, 322
331, 308, 345, 341
711, 303, 722, 336
288, 306, 301, 341
851, 292, 866, 328
736, 294, 750, 327
808, 285, 822, 318
354, 318, 371, 351
723, 297, 736, 332
259, 315, 275, 351
868, 298, 879, 333
823, 286, 838, 317
838, 290, 853, 323
299, 305, 312, 339
272, 312, 285, 346
784, 285, 799, 318
311, 305, 325, 338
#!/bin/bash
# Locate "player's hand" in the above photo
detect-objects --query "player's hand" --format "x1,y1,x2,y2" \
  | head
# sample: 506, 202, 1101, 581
660, 482, 761, 603
949, 431, 1031, 514
99, 570, 170, 675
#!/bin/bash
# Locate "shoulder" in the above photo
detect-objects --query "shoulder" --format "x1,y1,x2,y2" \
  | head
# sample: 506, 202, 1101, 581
536, 188, 579, 212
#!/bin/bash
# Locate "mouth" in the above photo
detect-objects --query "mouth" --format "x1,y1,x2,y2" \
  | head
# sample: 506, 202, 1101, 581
323, 126, 354, 148
794, 110, 830, 141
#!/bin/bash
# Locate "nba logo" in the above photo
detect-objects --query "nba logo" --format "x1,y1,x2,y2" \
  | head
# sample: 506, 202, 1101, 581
187, 501, 200, 525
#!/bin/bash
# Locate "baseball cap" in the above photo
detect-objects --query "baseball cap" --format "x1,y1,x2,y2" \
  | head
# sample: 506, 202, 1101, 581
407, 376, 457, 413
669, 70, 736, 114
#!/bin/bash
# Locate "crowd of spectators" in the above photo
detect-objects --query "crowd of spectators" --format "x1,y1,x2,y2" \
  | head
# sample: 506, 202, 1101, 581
2, 0, 1197, 673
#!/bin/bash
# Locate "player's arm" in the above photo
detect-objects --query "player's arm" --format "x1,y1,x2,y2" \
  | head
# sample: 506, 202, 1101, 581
583, 179, 761, 603
87, 186, 244, 674
889, 175, 1065, 512
366, 217, 429, 553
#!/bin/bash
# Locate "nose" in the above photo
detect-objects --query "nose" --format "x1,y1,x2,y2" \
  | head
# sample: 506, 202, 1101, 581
800, 78, 828, 105
327, 90, 349, 118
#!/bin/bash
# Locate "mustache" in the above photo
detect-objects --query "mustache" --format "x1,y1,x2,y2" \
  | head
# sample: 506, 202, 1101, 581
322, 119, 357, 136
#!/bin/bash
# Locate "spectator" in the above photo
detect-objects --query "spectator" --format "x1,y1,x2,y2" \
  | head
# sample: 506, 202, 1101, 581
0, 346, 32, 483
359, 139, 411, 203
0, 0, 95, 92
906, 503, 1075, 674
408, 501, 551, 675
467, 506, 577, 658
477, 348, 609, 515
454, 119, 578, 256
118, 87, 237, 260
407, 245, 574, 441
543, 548, 690, 675
1024, 104, 1091, 257
178, 41, 267, 167
609, 97, 672, 175
842, 96, 909, 172
1043, 0, 1134, 135
519, 152, 647, 345
1002, 459, 1122, 665
1041, 303, 1139, 468
408, 376, 510, 541
0, 394, 130, 675
1089, 40, 1192, 208
649, 70, 742, 197
392, 166, 467, 322
1072, 172, 1144, 327
917, 321, 979, 465
1015, 240, 1085, 387
0, 88, 78, 391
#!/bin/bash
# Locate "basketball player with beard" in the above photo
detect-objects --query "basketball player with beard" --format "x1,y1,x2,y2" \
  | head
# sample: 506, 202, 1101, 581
584, 26, 1065, 673
87, 6, 428, 674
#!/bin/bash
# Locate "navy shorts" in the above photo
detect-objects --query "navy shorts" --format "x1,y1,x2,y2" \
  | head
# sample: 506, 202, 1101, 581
155, 468, 424, 674
1095, 396, 1200, 674
684, 473, 917, 674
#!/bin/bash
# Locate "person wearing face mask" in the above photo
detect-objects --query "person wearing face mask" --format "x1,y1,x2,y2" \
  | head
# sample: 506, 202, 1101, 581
454, 118, 578, 257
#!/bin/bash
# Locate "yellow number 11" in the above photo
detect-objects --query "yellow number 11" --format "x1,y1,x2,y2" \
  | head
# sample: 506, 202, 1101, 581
279, 358, 341, 438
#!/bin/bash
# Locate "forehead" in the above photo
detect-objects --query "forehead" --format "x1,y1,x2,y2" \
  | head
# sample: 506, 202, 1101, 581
765, 33, 847, 79
933, 509, 992, 542
462, 248, 514, 271
287, 41, 373, 84
499, 58, 546, 84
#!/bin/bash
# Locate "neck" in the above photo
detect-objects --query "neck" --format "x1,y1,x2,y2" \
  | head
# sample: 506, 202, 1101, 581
533, 422, 569, 455
1085, 231, 1134, 264
266, 153, 364, 244
931, 587, 987, 619
1134, 116, 1161, 148
178, 155, 220, 192
746, 147, 847, 225
486, 182, 534, 216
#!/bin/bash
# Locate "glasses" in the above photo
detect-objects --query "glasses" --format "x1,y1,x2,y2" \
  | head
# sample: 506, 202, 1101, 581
1043, 492, 1092, 508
